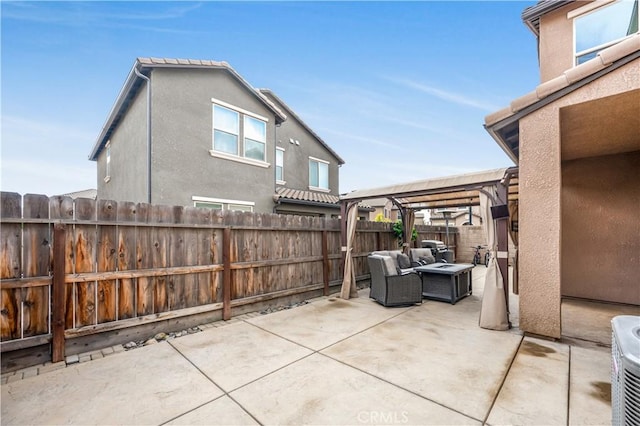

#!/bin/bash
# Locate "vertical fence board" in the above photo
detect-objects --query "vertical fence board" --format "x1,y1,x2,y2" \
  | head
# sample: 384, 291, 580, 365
74, 198, 97, 327
22, 194, 50, 337
136, 203, 153, 315
50, 196, 75, 328
0, 193, 22, 340
52, 223, 66, 362
97, 200, 117, 323
151, 205, 170, 313
168, 206, 186, 310
117, 202, 137, 319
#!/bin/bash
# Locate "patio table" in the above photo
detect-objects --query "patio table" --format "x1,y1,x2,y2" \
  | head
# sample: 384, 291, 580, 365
413, 263, 474, 304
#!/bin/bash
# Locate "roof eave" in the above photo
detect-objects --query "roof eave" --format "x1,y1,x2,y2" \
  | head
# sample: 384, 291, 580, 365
258, 89, 345, 165
521, 0, 574, 36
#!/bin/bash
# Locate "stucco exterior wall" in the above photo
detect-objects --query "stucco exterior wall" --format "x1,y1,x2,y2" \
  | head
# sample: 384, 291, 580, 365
150, 68, 277, 212
266, 99, 341, 196
538, 1, 588, 83
562, 151, 640, 304
518, 63, 639, 338
96, 86, 148, 202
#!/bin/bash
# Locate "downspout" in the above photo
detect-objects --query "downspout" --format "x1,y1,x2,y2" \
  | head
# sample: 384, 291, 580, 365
134, 67, 152, 204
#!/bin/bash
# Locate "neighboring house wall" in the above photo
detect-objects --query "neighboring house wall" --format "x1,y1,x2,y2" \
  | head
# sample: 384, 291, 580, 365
150, 68, 277, 211
97, 87, 148, 202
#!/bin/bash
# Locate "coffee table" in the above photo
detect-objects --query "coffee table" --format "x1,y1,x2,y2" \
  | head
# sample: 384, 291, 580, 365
413, 263, 474, 304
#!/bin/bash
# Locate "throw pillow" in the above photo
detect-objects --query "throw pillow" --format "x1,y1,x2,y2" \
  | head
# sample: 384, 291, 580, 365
419, 255, 435, 265
397, 253, 411, 269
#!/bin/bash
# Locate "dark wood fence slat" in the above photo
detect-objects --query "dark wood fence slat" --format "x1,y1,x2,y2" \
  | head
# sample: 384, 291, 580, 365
117, 202, 137, 319
168, 206, 186, 310
74, 198, 97, 327
151, 205, 171, 313
0, 193, 22, 340
136, 203, 153, 315
49, 196, 75, 329
22, 194, 50, 337
97, 200, 117, 323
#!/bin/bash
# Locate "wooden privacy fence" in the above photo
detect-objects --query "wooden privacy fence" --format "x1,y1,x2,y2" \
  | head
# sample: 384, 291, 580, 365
0, 192, 457, 363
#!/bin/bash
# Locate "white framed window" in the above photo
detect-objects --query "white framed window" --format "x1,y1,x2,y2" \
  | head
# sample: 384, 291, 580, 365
244, 116, 266, 162
574, 0, 639, 65
211, 99, 269, 167
193, 196, 254, 212
276, 147, 285, 183
213, 104, 239, 155
195, 201, 223, 210
104, 142, 111, 183
309, 157, 329, 191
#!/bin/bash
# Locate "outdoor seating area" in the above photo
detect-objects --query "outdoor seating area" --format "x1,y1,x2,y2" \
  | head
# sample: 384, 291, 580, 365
368, 243, 474, 307
1, 267, 615, 425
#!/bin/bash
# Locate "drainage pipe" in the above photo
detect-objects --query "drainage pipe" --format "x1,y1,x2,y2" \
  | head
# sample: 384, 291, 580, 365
134, 67, 152, 204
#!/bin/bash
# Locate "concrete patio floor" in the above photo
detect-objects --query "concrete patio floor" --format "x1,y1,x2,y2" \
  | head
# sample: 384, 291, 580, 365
1, 266, 618, 425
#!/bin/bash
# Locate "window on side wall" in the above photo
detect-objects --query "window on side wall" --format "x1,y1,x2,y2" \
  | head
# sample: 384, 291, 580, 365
104, 143, 111, 183
193, 196, 254, 212
309, 157, 329, 191
574, 0, 639, 65
276, 148, 285, 184
244, 116, 266, 162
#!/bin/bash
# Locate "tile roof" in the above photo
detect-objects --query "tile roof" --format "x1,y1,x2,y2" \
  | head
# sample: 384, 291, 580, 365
275, 187, 340, 205
485, 34, 640, 127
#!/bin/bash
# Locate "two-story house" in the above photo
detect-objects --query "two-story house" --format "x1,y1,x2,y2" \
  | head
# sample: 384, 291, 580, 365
89, 57, 345, 217
485, 0, 639, 338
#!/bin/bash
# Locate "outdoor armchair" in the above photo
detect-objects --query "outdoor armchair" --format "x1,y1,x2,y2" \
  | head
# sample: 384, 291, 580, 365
368, 255, 422, 307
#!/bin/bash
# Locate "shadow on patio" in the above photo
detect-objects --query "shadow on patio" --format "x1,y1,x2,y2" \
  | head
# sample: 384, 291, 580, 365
1, 266, 623, 425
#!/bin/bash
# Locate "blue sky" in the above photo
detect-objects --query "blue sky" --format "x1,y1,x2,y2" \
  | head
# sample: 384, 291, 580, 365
1, 1, 539, 196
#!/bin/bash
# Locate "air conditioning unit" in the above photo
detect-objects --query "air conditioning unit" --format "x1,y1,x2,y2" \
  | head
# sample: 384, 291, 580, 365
611, 315, 640, 426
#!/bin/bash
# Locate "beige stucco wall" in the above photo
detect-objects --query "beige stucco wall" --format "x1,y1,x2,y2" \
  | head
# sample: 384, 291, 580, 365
562, 152, 640, 304
538, 2, 590, 83
518, 63, 639, 339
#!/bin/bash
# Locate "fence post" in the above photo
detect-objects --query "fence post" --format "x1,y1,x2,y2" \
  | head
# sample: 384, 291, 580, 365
52, 223, 66, 363
222, 227, 231, 321
322, 230, 329, 296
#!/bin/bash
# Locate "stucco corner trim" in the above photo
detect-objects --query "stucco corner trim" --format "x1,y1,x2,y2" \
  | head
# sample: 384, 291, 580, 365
208, 150, 271, 169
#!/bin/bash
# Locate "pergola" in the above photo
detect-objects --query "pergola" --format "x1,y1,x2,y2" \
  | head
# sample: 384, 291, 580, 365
339, 167, 519, 330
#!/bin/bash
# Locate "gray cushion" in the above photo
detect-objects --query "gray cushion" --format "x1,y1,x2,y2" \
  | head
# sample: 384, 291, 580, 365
380, 256, 398, 276
419, 255, 435, 265
397, 253, 411, 269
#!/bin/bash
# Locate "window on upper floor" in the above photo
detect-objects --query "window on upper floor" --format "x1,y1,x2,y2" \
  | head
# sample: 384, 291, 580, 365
574, 0, 639, 65
276, 147, 285, 184
211, 99, 269, 166
309, 157, 329, 191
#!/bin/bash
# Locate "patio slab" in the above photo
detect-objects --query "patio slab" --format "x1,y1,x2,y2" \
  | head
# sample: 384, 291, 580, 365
486, 336, 569, 425
170, 321, 312, 391
166, 396, 259, 425
246, 295, 413, 351
0, 342, 222, 425
322, 303, 523, 421
569, 345, 612, 425
230, 352, 477, 425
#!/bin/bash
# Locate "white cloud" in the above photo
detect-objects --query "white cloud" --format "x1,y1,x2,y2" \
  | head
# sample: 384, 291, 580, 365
383, 76, 500, 112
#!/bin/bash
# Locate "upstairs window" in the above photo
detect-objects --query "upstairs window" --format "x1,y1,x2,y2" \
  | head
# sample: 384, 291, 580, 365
244, 116, 266, 162
309, 157, 329, 191
574, 0, 639, 65
275, 148, 285, 183
211, 99, 269, 166
213, 105, 239, 155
